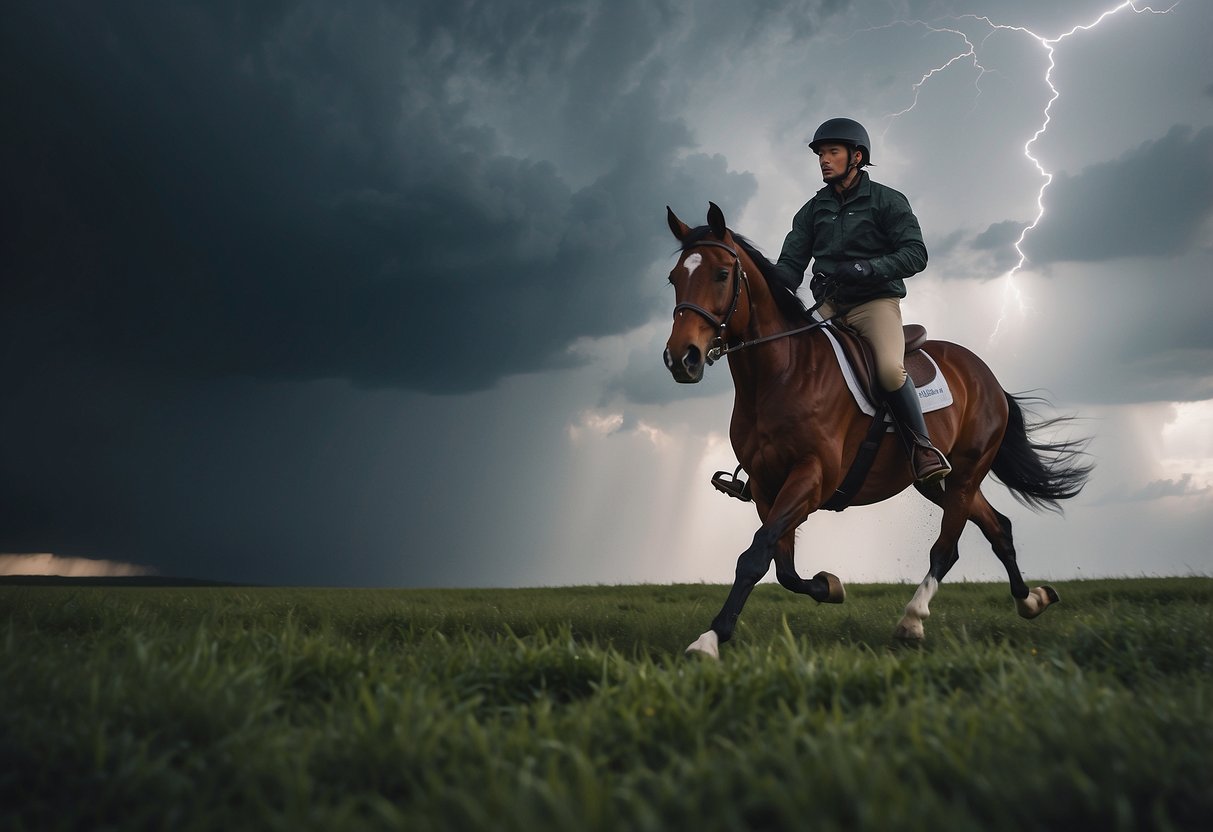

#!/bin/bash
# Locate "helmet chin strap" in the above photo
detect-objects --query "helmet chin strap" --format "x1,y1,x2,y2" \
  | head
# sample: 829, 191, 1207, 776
825, 150, 861, 189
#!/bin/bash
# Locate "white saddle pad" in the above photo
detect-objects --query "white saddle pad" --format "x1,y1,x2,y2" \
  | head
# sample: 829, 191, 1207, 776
820, 324, 954, 418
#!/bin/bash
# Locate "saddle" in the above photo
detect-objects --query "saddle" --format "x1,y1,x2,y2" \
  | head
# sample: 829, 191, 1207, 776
828, 320, 936, 409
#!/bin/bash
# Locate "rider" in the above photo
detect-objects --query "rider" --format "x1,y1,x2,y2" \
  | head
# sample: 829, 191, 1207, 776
773, 117, 951, 484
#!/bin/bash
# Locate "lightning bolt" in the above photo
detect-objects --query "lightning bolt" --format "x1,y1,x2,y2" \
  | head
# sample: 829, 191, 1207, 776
860, 21, 995, 134
877, 2, 1180, 342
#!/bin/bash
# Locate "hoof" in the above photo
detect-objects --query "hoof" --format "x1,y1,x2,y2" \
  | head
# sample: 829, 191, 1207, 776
685, 630, 720, 660
893, 619, 925, 641
1016, 585, 1060, 619
813, 571, 846, 604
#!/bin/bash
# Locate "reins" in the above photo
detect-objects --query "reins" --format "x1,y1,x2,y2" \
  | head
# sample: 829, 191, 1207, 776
708, 316, 825, 363
674, 239, 827, 365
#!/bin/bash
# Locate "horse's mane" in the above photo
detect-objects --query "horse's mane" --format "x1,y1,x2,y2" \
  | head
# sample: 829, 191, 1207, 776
680, 226, 810, 323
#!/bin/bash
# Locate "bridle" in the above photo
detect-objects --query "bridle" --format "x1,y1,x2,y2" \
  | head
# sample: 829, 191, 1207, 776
671, 239, 747, 364
672, 238, 824, 365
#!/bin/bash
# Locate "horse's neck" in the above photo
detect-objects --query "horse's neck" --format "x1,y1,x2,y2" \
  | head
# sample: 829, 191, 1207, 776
728, 270, 820, 391
725, 257, 851, 440
728, 327, 820, 388
727, 327, 844, 440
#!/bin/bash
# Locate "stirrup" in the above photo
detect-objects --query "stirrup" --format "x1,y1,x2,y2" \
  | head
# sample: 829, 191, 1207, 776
913, 445, 952, 485
711, 465, 752, 502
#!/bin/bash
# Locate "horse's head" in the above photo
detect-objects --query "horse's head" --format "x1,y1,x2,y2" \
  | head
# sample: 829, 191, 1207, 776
663, 202, 749, 383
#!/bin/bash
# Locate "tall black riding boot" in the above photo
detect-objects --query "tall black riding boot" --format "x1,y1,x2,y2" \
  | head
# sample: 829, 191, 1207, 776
886, 377, 951, 485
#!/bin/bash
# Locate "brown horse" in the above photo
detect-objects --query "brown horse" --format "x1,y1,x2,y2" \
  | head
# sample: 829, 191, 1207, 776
664, 203, 1091, 659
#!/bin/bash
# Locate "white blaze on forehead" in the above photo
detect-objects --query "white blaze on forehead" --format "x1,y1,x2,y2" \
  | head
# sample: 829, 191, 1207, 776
682, 252, 702, 277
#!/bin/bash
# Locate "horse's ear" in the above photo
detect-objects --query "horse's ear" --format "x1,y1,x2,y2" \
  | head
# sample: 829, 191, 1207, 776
667, 206, 691, 241
707, 202, 726, 240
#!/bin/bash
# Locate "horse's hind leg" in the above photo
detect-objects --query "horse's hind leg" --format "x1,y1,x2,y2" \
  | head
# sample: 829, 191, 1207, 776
893, 474, 975, 640
894, 524, 962, 641
968, 490, 1060, 619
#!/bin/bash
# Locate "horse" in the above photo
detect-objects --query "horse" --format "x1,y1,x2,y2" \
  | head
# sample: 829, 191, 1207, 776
663, 202, 1092, 659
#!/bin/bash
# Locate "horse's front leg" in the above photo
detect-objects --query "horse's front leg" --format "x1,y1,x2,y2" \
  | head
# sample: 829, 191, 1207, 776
684, 526, 778, 659
773, 531, 847, 604
687, 460, 835, 659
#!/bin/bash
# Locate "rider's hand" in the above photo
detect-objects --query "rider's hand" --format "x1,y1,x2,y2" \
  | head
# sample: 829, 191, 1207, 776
809, 272, 836, 299
834, 259, 875, 282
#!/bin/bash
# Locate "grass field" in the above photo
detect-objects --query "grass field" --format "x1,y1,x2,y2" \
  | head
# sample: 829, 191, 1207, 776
2, 578, 1210, 831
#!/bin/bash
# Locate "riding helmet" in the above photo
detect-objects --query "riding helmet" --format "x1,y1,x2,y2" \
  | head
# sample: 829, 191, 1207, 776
808, 118, 872, 166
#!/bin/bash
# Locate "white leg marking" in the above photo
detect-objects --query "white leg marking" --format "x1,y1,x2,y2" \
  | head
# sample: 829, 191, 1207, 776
894, 575, 939, 640
685, 629, 719, 660
682, 252, 702, 278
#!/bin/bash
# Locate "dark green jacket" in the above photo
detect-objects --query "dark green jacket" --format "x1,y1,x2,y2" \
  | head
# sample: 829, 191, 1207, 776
774, 171, 927, 305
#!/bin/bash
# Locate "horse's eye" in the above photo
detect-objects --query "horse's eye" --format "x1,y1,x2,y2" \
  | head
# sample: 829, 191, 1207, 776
716, 269, 730, 281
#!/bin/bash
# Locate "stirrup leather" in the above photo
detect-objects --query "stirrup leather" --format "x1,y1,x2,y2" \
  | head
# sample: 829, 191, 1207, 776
711, 465, 752, 502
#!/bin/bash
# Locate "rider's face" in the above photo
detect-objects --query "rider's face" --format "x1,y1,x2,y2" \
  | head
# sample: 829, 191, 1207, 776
815, 143, 860, 185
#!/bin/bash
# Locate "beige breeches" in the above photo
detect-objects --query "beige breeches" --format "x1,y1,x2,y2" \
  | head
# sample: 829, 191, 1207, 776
820, 296, 906, 392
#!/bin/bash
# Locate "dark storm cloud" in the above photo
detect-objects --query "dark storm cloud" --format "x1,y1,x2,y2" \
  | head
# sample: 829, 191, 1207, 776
1024, 125, 1213, 264
972, 220, 1028, 252
0, 368, 532, 585
961, 220, 1028, 276
1, 0, 829, 582
2, 1, 757, 396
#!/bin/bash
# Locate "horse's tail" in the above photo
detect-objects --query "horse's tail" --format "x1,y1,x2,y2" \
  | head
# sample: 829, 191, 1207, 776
989, 393, 1094, 513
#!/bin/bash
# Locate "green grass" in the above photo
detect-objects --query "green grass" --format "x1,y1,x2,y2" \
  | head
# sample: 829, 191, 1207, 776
2, 578, 1210, 831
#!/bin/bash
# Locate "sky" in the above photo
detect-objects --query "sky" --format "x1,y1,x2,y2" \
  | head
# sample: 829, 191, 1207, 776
3, 0, 1212, 588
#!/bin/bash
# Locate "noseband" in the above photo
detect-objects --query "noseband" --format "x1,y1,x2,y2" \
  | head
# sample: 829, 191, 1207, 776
672, 239, 748, 364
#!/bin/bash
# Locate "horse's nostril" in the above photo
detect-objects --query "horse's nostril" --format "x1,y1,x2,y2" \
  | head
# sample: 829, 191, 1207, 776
663, 348, 675, 370
683, 345, 702, 369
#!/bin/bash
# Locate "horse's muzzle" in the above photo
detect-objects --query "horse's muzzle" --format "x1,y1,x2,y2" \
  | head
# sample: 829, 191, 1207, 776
664, 344, 704, 383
